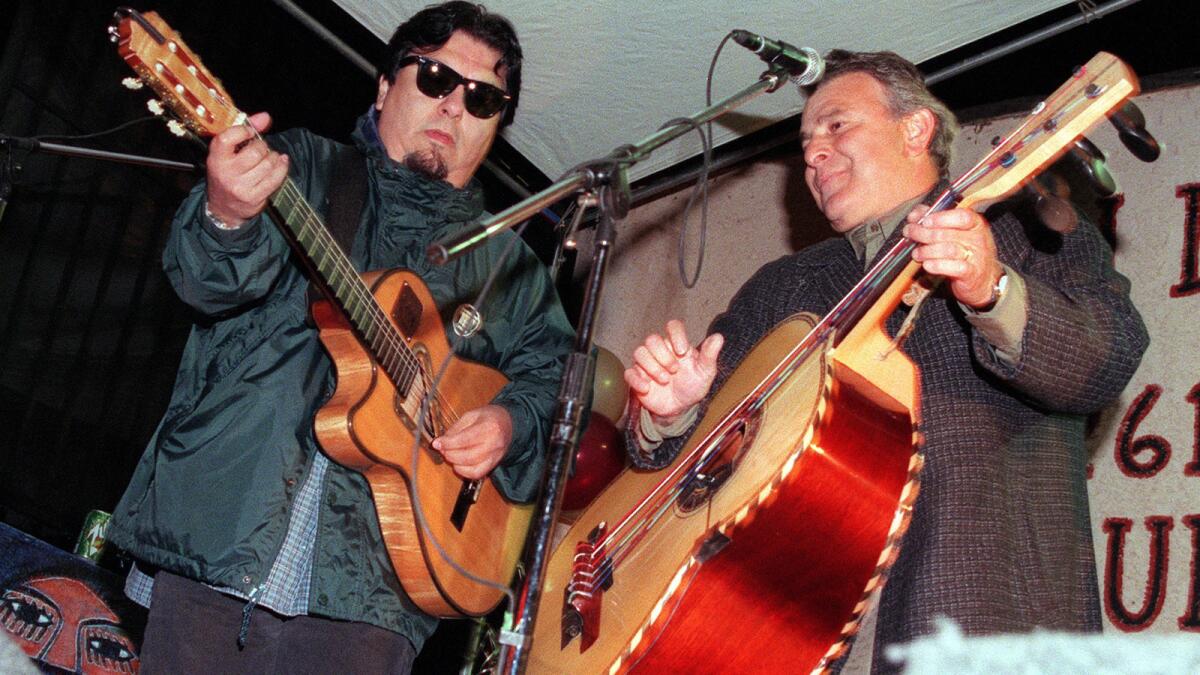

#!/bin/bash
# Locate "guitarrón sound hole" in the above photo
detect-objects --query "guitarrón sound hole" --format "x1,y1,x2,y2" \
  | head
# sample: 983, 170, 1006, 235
675, 413, 760, 513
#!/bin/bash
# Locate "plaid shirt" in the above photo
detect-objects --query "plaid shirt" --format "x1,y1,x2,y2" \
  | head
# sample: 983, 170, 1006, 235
126, 452, 329, 616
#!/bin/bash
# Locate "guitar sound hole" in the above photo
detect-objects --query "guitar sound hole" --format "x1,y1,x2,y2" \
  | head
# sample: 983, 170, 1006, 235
393, 343, 440, 441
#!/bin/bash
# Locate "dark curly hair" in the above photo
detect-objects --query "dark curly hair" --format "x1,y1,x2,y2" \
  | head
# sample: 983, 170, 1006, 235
378, 1, 523, 128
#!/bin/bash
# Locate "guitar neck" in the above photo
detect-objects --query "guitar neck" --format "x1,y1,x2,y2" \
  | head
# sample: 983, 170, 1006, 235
269, 179, 420, 394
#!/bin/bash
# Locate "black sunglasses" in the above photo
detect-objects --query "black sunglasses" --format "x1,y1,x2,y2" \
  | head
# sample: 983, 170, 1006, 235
397, 55, 511, 120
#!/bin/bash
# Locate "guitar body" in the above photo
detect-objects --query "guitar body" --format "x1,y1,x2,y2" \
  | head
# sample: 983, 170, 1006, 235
529, 307, 922, 674
313, 268, 533, 617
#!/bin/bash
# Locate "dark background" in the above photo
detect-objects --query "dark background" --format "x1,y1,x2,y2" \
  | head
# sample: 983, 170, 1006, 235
1, 0, 1197, 670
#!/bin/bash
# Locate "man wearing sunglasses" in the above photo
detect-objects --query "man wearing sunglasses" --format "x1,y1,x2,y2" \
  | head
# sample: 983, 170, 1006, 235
108, 2, 572, 672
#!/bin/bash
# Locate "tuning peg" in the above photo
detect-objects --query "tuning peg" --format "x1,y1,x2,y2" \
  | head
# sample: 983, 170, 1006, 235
1024, 172, 1078, 234
1109, 100, 1160, 162
121, 77, 144, 91
166, 120, 188, 138
1067, 137, 1116, 197
146, 99, 165, 116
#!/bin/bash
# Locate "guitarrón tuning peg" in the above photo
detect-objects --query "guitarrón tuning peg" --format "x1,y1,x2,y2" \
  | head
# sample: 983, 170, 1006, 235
121, 78, 144, 91
146, 100, 164, 116
1109, 100, 1161, 162
1024, 172, 1078, 234
166, 120, 188, 138
1068, 137, 1116, 197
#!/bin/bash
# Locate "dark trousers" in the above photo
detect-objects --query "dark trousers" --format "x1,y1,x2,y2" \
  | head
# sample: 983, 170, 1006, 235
140, 572, 416, 674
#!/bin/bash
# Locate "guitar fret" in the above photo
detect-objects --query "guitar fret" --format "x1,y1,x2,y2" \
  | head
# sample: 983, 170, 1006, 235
298, 223, 318, 251
326, 262, 343, 295
376, 343, 394, 374
363, 317, 385, 359
397, 359, 416, 397
349, 296, 367, 328
314, 231, 333, 276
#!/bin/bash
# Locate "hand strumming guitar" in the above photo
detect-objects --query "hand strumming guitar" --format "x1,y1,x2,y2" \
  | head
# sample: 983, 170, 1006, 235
432, 405, 513, 480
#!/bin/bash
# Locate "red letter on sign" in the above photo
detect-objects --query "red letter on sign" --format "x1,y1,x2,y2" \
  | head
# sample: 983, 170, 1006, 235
1115, 385, 1170, 478
1102, 516, 1173, 631
1171, 183, 1200, 298
1181, 515, 1200, 631
1187, 384, 1200, 477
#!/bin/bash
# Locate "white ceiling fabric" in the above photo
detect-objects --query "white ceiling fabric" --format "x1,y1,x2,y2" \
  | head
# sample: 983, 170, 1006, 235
333, 1, 1072, 183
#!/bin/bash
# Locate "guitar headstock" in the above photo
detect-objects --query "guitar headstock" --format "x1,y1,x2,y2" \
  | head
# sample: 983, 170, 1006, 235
955, 52, 1139, 211
109, 8, 241, 138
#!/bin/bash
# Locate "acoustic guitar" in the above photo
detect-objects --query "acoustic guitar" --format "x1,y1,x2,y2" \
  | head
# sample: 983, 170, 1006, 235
527, 52, 1140, 673
111, 8, 531, 618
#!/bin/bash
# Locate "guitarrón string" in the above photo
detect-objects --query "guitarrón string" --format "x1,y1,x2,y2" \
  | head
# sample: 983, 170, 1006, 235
571, 61, 1120, 593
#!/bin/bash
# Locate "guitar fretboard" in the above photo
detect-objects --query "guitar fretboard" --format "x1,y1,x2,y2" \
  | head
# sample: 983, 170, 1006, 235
271, 180, 421, 399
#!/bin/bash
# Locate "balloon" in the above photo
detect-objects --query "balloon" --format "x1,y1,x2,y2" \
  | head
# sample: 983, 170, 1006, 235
562, 413, 627, 512
591, 345, 629, 422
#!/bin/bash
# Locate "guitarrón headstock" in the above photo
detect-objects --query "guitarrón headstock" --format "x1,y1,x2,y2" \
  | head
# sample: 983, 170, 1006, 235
109, 8, 240, 138
954, 52, 1139, 212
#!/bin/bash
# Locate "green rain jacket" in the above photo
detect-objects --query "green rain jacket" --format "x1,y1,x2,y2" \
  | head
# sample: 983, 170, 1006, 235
108, 116, 574, 647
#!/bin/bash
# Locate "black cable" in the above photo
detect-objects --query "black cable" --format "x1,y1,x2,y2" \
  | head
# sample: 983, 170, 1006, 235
27, 115, 164, 143
660, 32, 730, 289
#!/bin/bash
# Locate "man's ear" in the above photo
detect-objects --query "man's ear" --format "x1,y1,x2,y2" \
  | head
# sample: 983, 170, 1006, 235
375, 75, 390, 112
902, 108, 938, 157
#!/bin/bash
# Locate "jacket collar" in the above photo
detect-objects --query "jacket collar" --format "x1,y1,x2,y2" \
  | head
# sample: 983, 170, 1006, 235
352, 110, 485, 225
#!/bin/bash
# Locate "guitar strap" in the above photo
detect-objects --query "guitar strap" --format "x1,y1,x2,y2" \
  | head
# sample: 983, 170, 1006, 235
307, 143, 369, 305
326, 143, 370, 263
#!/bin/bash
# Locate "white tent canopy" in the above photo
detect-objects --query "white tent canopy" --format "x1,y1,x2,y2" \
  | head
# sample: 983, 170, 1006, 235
332, 1, 1075, 182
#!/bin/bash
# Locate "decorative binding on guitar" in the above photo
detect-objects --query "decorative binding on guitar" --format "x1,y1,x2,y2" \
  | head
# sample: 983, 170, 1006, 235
526, 52, 1140, 674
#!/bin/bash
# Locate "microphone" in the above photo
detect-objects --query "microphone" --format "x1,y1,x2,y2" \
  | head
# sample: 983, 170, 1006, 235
730, 30, 825, 86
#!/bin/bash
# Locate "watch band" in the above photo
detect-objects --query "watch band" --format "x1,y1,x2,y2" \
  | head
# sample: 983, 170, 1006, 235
979, 270, 1009, 312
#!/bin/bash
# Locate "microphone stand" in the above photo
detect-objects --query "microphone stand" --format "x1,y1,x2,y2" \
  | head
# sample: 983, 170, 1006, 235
0, 134, 199, 227
428, 65, 795, 675
0, 135, 199, 173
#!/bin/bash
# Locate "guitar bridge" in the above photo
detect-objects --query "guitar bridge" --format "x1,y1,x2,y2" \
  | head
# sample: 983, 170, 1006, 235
450, 479, 480, 531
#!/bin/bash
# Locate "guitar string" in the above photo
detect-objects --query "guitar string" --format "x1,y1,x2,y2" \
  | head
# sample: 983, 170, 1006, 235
574, 79, 1105, 584
273, 179, 463, 418
584, 320, 836, 562
573, 83, 1109, 615
165, 62, 471, 433
190, 77, 467, 435
192, 89, 517, 601
264, 139, 465, 433
159, 67, 461, 428
583, 137, 1012, 567
569, 60, 1129, 646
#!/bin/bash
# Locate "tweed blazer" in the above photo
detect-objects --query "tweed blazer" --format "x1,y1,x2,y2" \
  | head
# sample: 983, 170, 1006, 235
632, 205, 1148, 672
